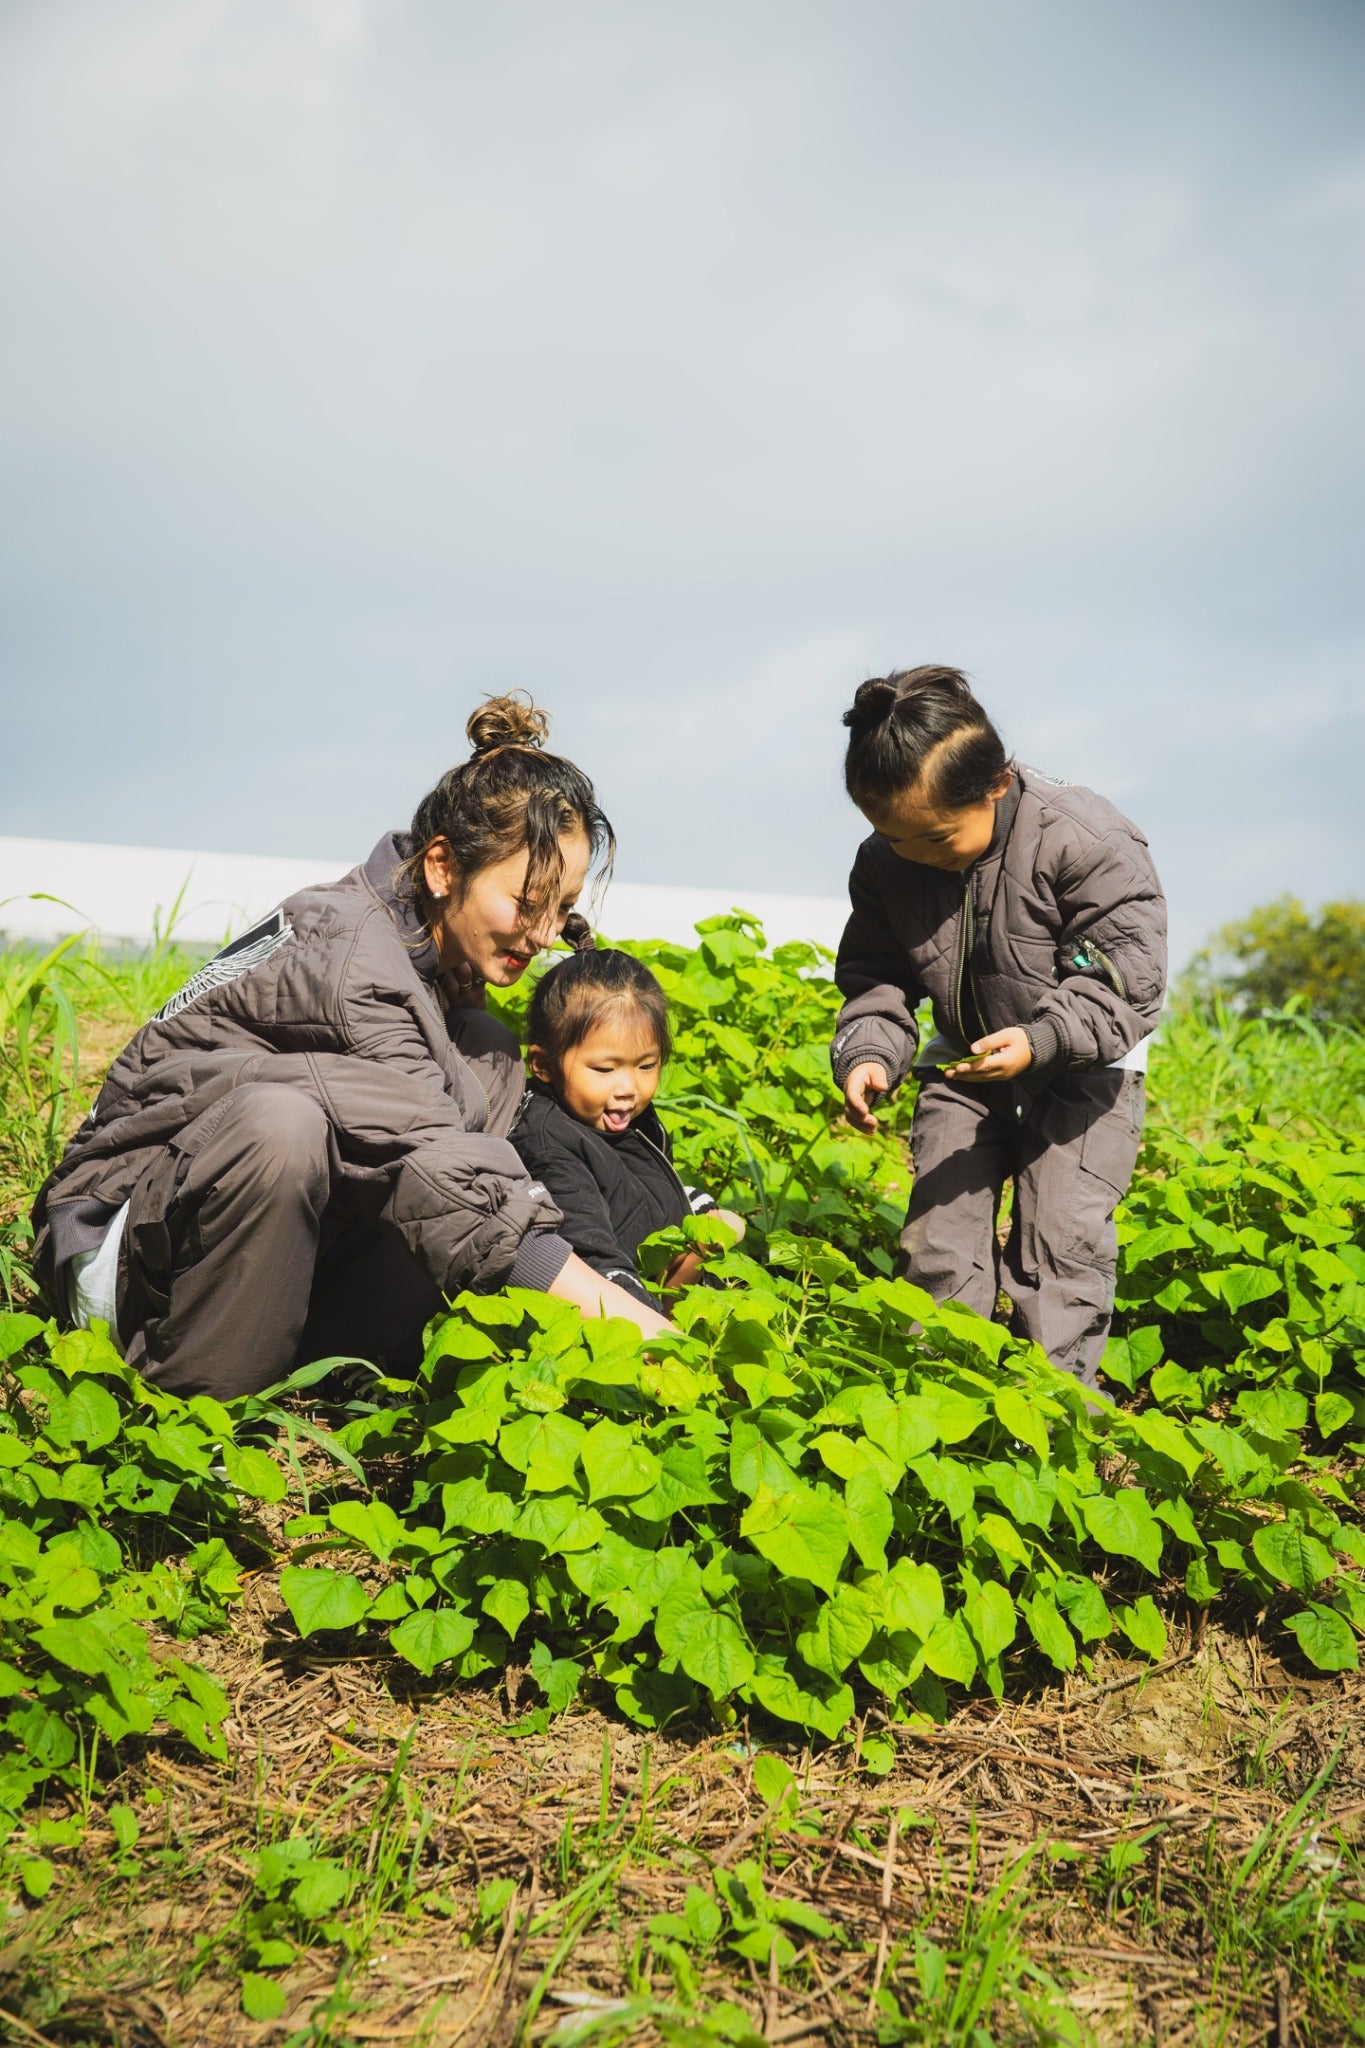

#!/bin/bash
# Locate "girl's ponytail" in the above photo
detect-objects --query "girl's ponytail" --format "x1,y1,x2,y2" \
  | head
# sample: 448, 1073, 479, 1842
842, 665, 1010, 811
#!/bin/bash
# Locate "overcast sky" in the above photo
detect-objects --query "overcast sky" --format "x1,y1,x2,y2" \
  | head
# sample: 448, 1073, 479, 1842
1, 0, 1362, 968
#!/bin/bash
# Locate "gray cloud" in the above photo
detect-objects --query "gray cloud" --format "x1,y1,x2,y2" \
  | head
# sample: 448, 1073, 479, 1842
1, 0, 1362, 970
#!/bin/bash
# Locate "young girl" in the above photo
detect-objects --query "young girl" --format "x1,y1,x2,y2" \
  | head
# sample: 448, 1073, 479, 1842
831, 666, 1166, 1387
512, 947, 744, 1306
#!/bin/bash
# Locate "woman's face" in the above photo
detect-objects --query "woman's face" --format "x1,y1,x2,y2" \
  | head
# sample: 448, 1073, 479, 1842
425, 827, 592, 986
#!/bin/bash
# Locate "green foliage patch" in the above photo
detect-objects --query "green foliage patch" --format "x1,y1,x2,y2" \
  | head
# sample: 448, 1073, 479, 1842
1, 912, 1364, 1878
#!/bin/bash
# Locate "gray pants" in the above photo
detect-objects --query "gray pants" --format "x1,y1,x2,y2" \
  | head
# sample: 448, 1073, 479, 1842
899, 1069, 1144, 1386
114, 1083, 444, 1400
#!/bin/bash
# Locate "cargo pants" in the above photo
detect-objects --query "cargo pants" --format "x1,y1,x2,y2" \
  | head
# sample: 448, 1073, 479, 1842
115, 1019, 525, 1402
898, 1067, 1145, 1386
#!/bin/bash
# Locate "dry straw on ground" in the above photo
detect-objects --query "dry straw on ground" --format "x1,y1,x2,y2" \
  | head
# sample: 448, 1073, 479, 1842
3, 1583, 1361, 2047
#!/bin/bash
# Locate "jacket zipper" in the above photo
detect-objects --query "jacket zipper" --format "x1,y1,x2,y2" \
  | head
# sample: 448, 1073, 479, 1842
1071, 940, 1128, 1001
634, 1124, 694, 1210
952, 875, 975, 1044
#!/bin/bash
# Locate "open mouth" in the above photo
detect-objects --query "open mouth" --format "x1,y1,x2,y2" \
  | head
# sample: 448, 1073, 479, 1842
601, 1108, 632, 1133
504, 950, 533, 972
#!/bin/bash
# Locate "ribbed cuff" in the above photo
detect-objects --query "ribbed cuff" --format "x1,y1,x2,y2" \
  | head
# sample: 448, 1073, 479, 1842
1024, 1015, 1067, 1075
831, 1038, 907, 1090
507, 1230, 574, 1293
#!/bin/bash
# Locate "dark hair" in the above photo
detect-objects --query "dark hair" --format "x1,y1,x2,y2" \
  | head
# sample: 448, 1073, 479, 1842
842, 665, 1011, 811
527, 948, 672, 1079
404, 692, 614, 928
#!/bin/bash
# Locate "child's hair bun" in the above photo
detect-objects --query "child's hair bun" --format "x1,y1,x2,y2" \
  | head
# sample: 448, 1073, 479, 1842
842, 675, 900, 734
467, 691, 551, 757
561, 911, 597, 953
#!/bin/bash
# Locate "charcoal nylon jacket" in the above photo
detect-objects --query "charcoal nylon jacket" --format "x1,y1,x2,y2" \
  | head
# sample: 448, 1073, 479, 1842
510, 1088, 713, 1306
830, 766, 1167, 1093
31, 835, 569, 1306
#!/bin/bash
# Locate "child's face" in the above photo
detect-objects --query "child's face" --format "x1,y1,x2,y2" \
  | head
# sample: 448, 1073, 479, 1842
861, 771, 1012, 872
539, 1012, 663, 1134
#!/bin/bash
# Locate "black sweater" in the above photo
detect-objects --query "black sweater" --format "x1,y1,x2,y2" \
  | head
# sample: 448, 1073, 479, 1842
510, 1089, 715, 1305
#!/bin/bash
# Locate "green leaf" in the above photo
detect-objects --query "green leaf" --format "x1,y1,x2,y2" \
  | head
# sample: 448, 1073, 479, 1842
0, 1311, 45, 1361
278, 1566, 371, 1636
1189, 1421, 1269, 1489
993, 1387, 1048, 1460
685, 1884, 723, 1945
632, 1442, 722, 1520
1055, 1576, 1111, 1640
974, 1513, 1031, 1573
1022, 1591, 1076, 1673
1251, 1523, 1335, 1596
844, 1471, 894, 1571
529, 1639, 583, 1713
20, 1857, 55, 1899
920, 1612, 977, 1686
510, 1492, 605, 1554
482, 1577, 531, 1640
1123, 1411, 1202, 1479
775, 1899, 836, 1938
65, 1377, 122, 1450
880, 1558, 945, 1640
389, 1607, 476, 1676
241, 1974, 289, 2021
109, 1803, 140, 1852
1185, 1553, 1222, 1603
291, 1856, 349, 1919
860, 1732, 897, 1777
962, 1579, 1016, 1663
739, 1485, 848, 1593
752, 1752, 797, 1808
222, 1442, 288, 1504
1079, 1490, 1164, 1576
1200, 1265, 1280, 1311
1149, 1361, 1204, 1408
1315, 1391, 1355, 1439
498, 1410, 586, 1492
328, 1498, 408, 1562
32, 1616, 123, 1679
1285, 1604, 1359, 1673
580, 1418, 662, 1502
654, 1587, 755, 1697
1115, 1596, 1167, 1660
795, 1583, 876, 1677
751, 1657, 855, 1740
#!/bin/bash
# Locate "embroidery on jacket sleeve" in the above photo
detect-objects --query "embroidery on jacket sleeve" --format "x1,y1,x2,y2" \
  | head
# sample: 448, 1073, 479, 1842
152, 909, 296, 1022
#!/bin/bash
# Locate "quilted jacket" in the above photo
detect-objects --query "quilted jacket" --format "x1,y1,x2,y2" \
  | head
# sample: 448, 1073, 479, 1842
829, 765, 1167, 1094
31, 835, 569, 1307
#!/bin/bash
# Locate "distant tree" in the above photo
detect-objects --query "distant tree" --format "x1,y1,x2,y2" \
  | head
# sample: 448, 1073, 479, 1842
1186, 897, 1365, 1022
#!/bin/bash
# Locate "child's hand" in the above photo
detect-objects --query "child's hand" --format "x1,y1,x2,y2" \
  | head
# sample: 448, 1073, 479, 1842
715, 1209, 745, 1246
843, 1062, 890, 1133
944, 1028, 1033, 1082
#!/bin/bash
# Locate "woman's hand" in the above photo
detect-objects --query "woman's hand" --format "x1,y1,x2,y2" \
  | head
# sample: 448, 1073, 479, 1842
438, 964, 487, 1013
944, 1027, 1033, 1083
547, 1252, 672, 1339
843, 1061, 890, 1133
662, 1249, 706, 1293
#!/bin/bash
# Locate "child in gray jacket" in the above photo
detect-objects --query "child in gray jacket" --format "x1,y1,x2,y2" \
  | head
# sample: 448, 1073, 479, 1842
830, 665, 1166, 1387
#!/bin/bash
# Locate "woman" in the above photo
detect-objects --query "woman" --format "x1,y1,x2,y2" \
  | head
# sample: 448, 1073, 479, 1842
31, 695, 670, 1398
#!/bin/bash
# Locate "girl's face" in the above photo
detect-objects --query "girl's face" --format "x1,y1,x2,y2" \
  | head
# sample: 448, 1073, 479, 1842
861, 771, 1013, 872
425, 828, 591, 986
535, 1008, 663, 1134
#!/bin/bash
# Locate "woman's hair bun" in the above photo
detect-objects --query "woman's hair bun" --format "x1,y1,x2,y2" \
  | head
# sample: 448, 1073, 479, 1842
467, 690, 551, 757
